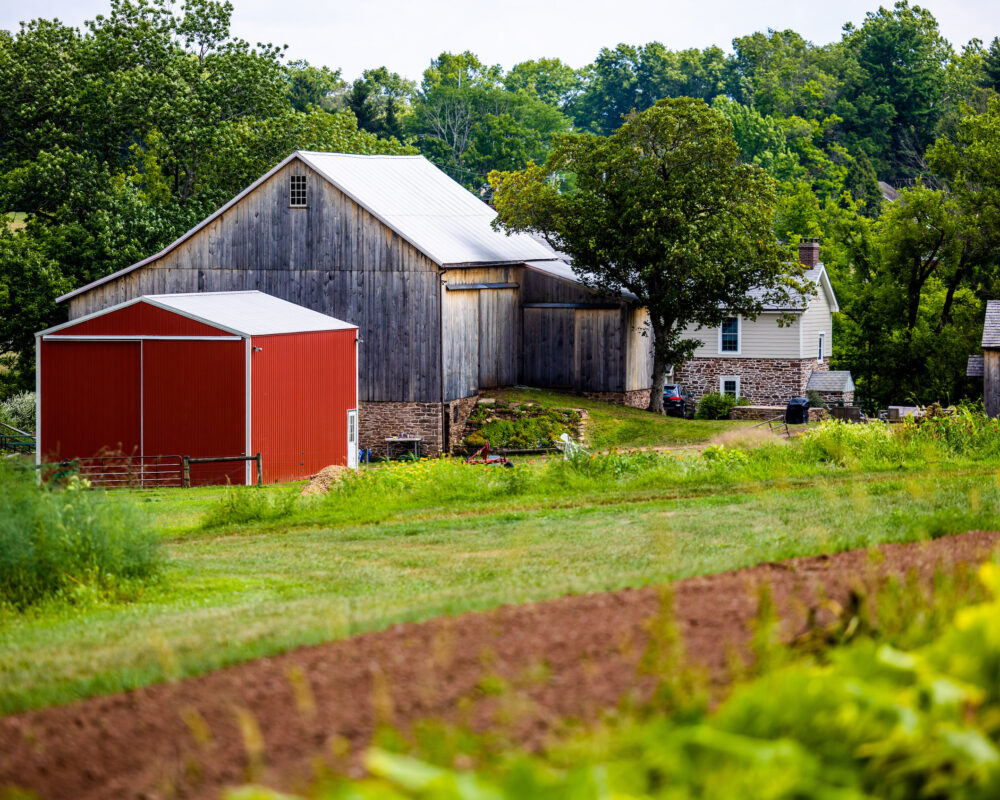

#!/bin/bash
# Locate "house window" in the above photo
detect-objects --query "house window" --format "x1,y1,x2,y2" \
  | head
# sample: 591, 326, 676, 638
720, 376, 740, 398
290, 174, 307, 207
720, 317, 740, 353
818, 333, 825, 363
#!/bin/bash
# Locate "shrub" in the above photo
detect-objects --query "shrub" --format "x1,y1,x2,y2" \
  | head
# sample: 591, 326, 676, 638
0, 460, 160, 609
202, 485, 298, 528
0, 391, 35, 433
695, 392, 748, 420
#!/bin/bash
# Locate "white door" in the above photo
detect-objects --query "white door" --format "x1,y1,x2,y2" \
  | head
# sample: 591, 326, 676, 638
347, 409, 358, 469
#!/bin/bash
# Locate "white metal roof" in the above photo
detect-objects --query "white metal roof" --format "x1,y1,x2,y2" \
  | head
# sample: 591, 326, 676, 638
39, 291, 356, 337
57, 151, 557, 303
297, 152, 554, 266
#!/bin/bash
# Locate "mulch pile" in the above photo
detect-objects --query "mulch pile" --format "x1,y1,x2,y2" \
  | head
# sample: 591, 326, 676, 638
300, 465, 351, 496
3, 530, 999, 800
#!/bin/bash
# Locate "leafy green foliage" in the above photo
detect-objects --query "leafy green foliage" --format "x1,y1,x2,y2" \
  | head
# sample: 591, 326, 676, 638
695, 392, 750, 420
462, 402, 579, 450
0, 460, 159, 609
227, 561, 1000, 800
491, 98, 799, 413
0, 0, 413, 391
0, 390, 35, 432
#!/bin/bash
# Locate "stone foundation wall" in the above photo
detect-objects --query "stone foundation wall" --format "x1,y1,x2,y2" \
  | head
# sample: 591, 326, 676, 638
359, 401, 444, 458
581, 388, 652, 409
446, 394, 480, 452
676, 358, 825, 405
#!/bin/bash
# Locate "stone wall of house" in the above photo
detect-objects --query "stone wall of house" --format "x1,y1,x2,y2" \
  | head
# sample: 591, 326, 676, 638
359, 402, 443, 458
581, 388, 652, 409
676, 358, 827, 405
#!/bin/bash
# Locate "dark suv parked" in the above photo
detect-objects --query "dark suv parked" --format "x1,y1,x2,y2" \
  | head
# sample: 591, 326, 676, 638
663, 384, 692, 418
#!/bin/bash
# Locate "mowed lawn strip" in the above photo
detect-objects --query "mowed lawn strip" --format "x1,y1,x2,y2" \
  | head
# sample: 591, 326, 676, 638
2, 469, 997, 715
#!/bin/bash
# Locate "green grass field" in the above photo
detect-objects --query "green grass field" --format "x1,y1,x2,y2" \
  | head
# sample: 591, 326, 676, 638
1, 464, 996, 715
3, 395, 999, 716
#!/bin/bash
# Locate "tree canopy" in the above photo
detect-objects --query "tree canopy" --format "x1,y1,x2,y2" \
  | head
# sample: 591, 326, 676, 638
490, 98, 802, 412
3, 0, 1000, 409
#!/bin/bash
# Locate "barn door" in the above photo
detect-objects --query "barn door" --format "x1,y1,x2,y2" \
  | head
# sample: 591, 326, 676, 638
40, 340, 141, 462
347, 409, 358, 469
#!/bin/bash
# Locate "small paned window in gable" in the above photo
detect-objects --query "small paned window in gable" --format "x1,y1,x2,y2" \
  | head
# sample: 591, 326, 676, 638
290, 174, 307, 207
720, 317, 739, 353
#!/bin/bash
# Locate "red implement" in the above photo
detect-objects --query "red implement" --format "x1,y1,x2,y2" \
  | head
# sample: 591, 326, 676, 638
464, 442, 513, 467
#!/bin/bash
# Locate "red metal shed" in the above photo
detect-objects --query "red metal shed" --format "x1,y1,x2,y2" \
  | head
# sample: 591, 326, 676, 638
36, 291, 358, 485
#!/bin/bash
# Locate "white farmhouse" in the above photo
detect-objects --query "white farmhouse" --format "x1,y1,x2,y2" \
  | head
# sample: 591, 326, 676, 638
676, 240, 854, 405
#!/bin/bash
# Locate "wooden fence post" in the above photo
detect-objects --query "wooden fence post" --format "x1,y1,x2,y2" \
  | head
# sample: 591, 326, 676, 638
182, 456, 190, 488
255, 453, 263, 487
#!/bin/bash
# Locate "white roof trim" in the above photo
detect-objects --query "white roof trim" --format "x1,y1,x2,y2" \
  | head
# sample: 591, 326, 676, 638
810, 264, 839, 313
38, 291, 356, 337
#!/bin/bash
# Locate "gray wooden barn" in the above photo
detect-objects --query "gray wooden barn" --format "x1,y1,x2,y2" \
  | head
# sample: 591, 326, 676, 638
59, 152, 653, 455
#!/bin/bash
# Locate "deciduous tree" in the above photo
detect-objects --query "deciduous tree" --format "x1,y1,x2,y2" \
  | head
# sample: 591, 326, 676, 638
491, 98, 801, 412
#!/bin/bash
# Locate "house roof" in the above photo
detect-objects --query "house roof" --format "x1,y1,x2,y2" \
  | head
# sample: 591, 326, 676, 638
746, 265, 839, 313
806, 370, 855, 393
39, 291, 356, 337
983, 300, 1000, 348
968, 355, 985, 377
57, 152, 557, 304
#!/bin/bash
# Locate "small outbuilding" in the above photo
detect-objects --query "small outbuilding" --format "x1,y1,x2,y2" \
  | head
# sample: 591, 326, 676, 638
36, 291, 357, 485
971, 300, 1000, 418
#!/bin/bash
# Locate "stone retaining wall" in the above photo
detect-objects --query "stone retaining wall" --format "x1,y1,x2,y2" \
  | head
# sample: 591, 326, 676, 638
729, 405, 829, 422
446, 394, 479, 452
581, 388, 652, 409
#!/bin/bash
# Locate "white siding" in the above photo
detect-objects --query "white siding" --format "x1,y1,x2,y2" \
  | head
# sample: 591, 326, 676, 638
799, 286, 834, 362
682, 313, 801, 359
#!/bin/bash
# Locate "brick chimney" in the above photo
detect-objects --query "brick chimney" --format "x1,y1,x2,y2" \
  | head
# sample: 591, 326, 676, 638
798, 238, 820, 267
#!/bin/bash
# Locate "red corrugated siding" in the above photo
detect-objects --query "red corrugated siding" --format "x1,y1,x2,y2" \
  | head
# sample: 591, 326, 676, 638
251, 330, 357, 483
40, 340, 141, 461
142, 340, 246, 486
59, 301, 230, 337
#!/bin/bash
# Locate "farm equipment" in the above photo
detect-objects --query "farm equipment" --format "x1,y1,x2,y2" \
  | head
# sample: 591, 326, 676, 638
465, 442, 513, 467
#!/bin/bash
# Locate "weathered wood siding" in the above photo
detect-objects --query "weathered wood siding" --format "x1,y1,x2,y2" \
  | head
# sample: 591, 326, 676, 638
625, 308, 654, 391
519, 267, 633, 392
441, 267, 519, 399
575, 309, 625, 392
67, 158, 442, 403
986, 350, 1000, 419
522, 307, 575, 387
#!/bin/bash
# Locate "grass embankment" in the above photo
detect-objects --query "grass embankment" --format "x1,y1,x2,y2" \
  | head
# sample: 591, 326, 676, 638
490, 387, 748, 449
2, 403, 999, 715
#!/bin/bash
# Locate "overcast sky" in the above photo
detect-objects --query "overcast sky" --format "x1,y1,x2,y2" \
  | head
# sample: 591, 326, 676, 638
3, 0, 998, 82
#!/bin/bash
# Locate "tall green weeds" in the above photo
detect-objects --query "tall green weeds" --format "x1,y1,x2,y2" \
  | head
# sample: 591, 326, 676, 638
0, 460, 160, 609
